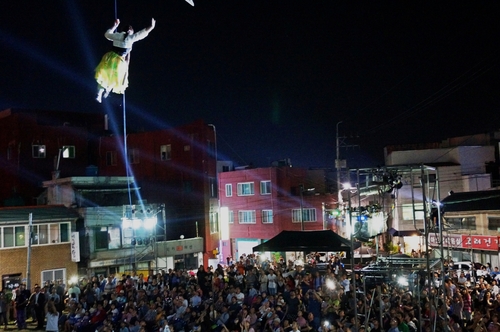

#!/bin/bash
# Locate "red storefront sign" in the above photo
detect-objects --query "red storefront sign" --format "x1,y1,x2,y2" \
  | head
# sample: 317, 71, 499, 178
428, 233, 499, 251
461, 235, 499, 251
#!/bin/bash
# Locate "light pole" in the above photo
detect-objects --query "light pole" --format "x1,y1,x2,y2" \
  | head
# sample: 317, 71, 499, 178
347, 183, 358, 329
300, 184, 304, 231
336, 121, 343, 203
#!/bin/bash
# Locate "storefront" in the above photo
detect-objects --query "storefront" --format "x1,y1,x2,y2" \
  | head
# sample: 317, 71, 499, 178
429, 233, 500, 267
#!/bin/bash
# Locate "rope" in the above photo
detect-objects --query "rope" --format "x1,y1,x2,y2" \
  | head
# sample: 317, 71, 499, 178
122, 93, 133, 206
113, 0, 133, 208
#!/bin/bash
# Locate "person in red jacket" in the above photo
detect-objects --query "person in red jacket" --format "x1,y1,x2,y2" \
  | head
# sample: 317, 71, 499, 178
91, 304, 107, 324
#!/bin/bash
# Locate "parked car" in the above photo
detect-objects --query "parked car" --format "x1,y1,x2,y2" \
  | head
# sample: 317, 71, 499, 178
448, 261, 488, 278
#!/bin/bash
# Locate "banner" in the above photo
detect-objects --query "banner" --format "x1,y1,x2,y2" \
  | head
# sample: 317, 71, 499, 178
429, 233, 499, 251
70, 232, 80, 262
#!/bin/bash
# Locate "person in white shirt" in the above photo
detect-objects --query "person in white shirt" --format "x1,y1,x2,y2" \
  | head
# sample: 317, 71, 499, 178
95, 18, 156, 102
44, 300, 59, 332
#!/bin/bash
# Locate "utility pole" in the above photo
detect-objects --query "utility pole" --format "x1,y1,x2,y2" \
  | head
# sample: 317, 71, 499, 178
336, 121, 343, 202
300, 184, 304, 231
336, 122, 358, 204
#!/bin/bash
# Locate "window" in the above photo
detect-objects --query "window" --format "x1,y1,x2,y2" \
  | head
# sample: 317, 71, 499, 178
260, 181, 271, 195
183, 181, 192, 193
229, 210, 234, 224
238, 210, 256, 224
237, 182, 254, 196
210, 213, 219, 234
225, 184, 232, 197
60, 223, 69, 242
3, 227, 14, 247
446, 217, 477, 230
1, 223, 70, 249
32, 145, 46, 158
95, 226, 121, 250
209, 177, 217, 198
2, 226, 25, 248
41, 268, 65, 286
62, 146, 75, 158
292, 208, 317, 222
488, 217, 500, 231
106, 151, 117, 166
262, 210, 273, 224
128, 148, 140, 164
160, 144, 172, 161
401, 204, 425, 220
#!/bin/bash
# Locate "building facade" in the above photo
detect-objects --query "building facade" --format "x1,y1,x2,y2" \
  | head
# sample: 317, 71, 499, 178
95, 120, 219, 264
0, 205, 79, 290
0, 108, 105, 207
439, 190, 500, 267
0, 109, 219, 268
381, 138, 498, 256
218, 166, 337, 261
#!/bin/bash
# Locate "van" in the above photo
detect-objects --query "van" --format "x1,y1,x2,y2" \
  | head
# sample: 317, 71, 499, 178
449, 261, 488, 278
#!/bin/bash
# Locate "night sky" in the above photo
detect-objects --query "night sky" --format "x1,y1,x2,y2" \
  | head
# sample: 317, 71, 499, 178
1, 1, 500, 169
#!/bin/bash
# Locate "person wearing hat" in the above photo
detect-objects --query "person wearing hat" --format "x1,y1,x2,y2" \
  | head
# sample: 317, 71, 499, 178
271, 317, 283, 332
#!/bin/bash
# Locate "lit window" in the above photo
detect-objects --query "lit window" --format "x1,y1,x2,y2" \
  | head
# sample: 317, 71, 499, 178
209, 177, 217, 198
237, 182, 254, 196
262, 210, 273, 224
2, 226, 26, 248
225, 184, 232, 197
62, 146, 75, 158
210, 213, 219, 234
292, 208, 317, 222
260, 181, 271, 195
238, 210, 256, 224
34, 223, 70, 244
402, 204, 425, 220
160, 144, 172, 161
32, 145, 46, 158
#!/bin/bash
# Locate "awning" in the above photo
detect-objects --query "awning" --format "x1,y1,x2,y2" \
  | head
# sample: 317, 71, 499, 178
252, 230, 358, 256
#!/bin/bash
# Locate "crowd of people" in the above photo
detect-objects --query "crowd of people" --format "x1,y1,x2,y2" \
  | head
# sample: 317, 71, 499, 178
2, 253, 500, 332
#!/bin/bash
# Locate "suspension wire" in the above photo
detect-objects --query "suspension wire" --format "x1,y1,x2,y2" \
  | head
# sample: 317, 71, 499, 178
114, 0, 133, 207
123, 93, 133, 206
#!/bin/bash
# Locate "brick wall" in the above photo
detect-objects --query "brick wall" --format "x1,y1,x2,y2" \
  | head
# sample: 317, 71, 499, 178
0, 243, 78, 289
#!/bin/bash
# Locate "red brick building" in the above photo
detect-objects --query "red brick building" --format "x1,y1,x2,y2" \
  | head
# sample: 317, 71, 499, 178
218, 166, 338, 260
94, 119, 219, 262
0, 108, 105, 206
0, 109, 219, 267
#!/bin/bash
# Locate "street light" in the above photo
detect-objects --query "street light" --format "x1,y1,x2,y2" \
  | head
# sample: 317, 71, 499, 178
336, 121, 343, 203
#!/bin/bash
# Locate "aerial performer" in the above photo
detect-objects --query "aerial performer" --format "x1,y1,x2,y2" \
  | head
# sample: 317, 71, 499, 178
94, 18, 156, 103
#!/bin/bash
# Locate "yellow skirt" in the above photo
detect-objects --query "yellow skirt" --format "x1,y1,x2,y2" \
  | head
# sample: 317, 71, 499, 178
94, 51, 129, 94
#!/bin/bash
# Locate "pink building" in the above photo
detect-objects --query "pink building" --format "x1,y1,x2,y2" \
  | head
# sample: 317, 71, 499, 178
218, 166, 338, 260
